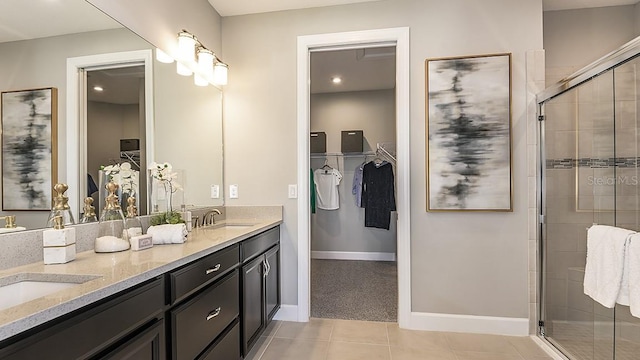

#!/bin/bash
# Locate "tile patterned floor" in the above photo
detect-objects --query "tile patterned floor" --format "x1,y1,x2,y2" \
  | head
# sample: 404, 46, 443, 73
245, 319, 555, 360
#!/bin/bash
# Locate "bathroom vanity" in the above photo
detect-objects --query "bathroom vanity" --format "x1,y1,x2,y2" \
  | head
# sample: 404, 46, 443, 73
0, 217, 281, 360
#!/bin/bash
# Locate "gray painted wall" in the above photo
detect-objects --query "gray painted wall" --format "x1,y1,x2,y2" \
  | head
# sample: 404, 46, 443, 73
310, 89, 397, 254
221, 0, 542, 318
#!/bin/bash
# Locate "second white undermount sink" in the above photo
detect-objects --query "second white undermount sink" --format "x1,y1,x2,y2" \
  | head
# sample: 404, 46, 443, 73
0, 273, 101, 311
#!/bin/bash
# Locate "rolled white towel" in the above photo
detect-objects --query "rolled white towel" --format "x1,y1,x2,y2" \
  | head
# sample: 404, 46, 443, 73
147, 224, 188, 245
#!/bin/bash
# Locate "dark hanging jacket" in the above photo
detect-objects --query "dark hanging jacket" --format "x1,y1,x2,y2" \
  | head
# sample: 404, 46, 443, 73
361, 161, 396, 230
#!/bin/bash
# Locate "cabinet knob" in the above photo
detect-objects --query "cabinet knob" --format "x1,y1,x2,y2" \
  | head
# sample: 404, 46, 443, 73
206, 307, 222, 321
205, 264, 222, 275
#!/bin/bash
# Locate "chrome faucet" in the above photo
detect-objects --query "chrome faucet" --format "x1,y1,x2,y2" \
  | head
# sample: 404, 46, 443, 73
201, 209, 222, 226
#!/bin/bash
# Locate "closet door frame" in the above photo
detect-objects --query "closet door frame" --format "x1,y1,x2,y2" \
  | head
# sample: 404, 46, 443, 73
295, 27, 411, 327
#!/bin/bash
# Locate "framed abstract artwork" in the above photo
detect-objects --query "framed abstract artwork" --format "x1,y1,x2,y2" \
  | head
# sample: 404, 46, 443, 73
426, 53, 512, 211
1, 88, 57, 211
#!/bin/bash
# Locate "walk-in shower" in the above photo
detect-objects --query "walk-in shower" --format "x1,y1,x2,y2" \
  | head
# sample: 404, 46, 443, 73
538, 37, 640, 360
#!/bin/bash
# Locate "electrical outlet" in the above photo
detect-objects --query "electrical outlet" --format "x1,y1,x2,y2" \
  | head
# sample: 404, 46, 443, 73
210, 185, 219, 199
288, 184, 298, 199
229, 184, 239, 199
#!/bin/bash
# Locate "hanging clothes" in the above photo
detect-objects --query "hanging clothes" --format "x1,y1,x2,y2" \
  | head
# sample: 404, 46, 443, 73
352, 162, 365, 207
313, 167, 343, 210
362, 161, 396, 230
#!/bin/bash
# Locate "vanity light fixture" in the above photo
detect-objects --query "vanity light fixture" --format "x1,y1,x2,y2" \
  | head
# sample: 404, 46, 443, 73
177, 30, 197, 62
213, 61, 228, 86
177, 30, 197, 76
171, 29, 229, 85
155, 48, 174, 64
197, 48, 214, 78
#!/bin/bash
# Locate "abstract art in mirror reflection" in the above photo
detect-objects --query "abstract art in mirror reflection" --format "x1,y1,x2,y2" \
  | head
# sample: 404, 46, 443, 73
1, 88, 57, 211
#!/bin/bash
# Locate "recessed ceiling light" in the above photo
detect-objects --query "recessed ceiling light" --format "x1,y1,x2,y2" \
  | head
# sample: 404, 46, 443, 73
93, 86, 104, 92
331, 77, 342, 84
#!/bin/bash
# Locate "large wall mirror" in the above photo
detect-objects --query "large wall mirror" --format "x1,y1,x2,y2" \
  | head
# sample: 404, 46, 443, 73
0, 0, 224, 230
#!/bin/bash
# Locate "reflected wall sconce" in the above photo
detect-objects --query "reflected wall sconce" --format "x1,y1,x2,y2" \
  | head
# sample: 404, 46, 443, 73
156, 29, 229, 86
155, 48, 174, 64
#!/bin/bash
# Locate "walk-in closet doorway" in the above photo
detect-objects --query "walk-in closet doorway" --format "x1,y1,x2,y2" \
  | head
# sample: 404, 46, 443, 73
309, 45, 398, 322
296, 28, 411, 327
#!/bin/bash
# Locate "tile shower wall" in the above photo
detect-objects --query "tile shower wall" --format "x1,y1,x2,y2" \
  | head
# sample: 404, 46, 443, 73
542, 58, 640, 359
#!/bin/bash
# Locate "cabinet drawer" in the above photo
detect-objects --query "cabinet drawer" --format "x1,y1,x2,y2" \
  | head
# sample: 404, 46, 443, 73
171, 270, 239, 360
170, 244, 239, 303
241, 226, 279, 263
0, 278, 164, 360
199, 321, 240, 360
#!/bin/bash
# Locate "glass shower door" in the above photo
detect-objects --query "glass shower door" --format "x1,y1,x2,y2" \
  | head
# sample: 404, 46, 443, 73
541, 69, 616, 360
612, 57, 640, 360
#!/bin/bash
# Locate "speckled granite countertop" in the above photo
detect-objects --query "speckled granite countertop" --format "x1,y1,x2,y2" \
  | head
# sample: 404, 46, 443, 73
0, 218, 282, 342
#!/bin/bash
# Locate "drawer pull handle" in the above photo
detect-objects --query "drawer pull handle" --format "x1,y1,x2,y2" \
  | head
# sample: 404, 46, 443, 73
206, 307, 222, 321
205, 264, 222, 274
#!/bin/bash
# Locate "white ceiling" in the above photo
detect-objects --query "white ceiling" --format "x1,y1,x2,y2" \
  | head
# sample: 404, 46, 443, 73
311, 46, 396, 94
542, 0, 639, 11
210, 0, 640, 16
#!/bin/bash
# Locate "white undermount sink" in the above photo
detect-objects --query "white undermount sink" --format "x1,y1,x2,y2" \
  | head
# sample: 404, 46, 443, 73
0, 273, 101, 311
203, 223, 256, 230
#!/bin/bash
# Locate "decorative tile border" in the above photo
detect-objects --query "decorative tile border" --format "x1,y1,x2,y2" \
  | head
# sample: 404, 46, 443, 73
546, 157, 639, 169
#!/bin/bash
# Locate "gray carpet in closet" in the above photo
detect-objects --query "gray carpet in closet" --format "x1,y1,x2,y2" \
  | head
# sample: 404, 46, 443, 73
311, 259, 397, 322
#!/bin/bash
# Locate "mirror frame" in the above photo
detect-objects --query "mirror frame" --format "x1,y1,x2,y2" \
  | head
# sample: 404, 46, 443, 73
66, 50, 155, 219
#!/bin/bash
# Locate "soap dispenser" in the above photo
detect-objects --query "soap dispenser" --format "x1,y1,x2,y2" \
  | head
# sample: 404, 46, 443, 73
46, 183, 76, 227
95, 182, 130, 253
43, 215, 76, 264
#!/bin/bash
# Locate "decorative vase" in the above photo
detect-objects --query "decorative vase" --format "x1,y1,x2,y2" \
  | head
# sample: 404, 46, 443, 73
95, 182, 130, 253
148, 169, 184, 214
98, 167, 139, 217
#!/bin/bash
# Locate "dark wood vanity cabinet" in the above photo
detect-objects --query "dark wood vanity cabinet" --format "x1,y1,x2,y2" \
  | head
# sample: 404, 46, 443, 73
0, 278, 165, 360
101, 319, 166, 360
0, 225, 280, 360
240, 227, 281, 356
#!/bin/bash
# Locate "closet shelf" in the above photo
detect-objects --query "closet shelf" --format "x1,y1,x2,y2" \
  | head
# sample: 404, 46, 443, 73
310, 152, 376, 158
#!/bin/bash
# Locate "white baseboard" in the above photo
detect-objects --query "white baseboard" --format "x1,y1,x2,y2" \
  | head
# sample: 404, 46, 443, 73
311, 251, 396, 261
409, 312, 529, 336
273, 304, 299, 322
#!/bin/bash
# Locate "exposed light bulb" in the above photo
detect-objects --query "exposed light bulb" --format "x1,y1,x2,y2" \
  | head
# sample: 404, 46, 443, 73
93, 86, 104, 92
331, 77, 342, 84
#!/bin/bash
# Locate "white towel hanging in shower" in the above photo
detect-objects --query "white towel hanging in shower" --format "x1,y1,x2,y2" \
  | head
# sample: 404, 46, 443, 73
583, 225, 636, 308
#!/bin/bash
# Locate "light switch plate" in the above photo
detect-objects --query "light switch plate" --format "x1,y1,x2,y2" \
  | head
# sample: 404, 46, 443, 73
288, 184, 298, 199
210, 185, 220, 199
229, 184, 239, 199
